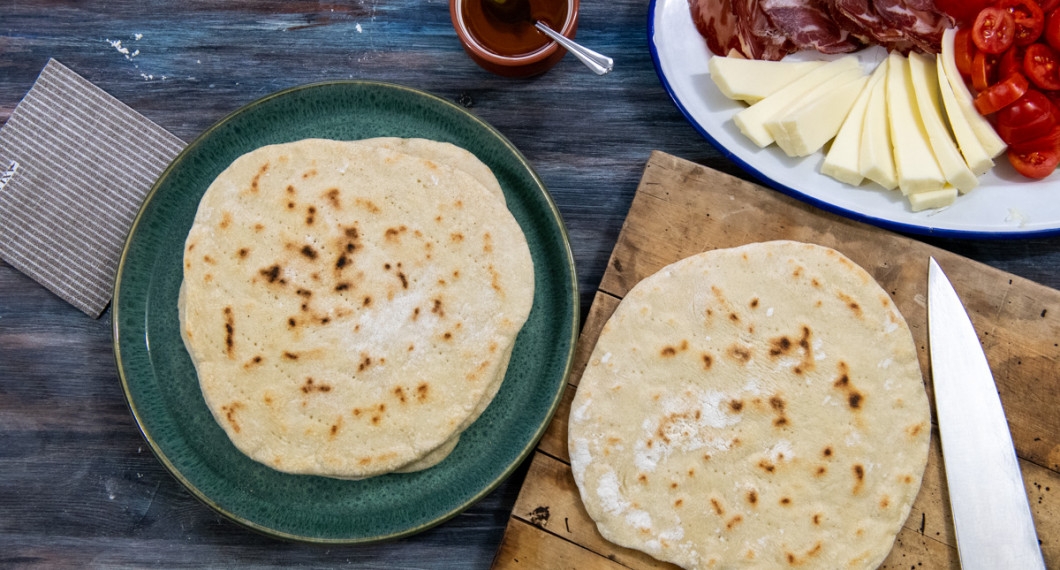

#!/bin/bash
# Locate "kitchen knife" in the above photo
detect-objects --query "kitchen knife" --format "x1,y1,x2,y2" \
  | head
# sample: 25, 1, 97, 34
927, 257, 1045, 569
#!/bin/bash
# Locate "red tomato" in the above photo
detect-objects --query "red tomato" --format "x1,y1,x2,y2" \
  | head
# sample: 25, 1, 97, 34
956, 29, 978, 77
1011, 124, 1060, 153
997, 0, 1045, 46
1008, 147, 1060, 177
975, 73, 1031, 114
1000, 45, 1027, 79
1045, 89, 1060, 114
973, 7, 1017, 54
1025, 43, 1060, 90
937, 0, 994, 26
1034, 0, 1060, 13
1047, 9, 1060, 51
996, 89, 1057, 141
973, 50, 1001, 91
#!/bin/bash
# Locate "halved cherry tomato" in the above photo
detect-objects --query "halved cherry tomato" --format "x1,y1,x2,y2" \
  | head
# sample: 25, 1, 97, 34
997, 0, 1045, 46
1012, 124, 1060, 153
975, 73, 1031, 114
972, 50, 1001, 91
1045, 89, 1060, 115
1047, 9, 1060, 51
1025, 43, 1060, 90
1000, 45, 1027, 79
996, 89, 1057, 142
973, 7, 1017, 54
955, 29, 978, 77
1008, 146, 1060, 178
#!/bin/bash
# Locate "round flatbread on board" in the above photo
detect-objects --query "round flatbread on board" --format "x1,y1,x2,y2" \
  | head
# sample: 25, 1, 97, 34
179, 138, 534, 479
568, 241, 930, 569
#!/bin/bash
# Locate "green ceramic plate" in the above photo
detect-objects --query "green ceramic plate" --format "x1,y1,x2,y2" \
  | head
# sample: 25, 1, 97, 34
112, 81, 578, 543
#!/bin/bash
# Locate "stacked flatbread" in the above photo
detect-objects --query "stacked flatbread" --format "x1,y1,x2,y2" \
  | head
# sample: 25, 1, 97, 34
568, 241, 930, 569
178, 138, 534, 479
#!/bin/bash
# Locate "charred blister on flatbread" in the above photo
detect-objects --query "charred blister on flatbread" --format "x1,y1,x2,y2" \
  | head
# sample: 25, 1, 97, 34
323, 187, 340, 209
258, 264, 283, 285
248, 161, 269, 194
300, 377, 332, 394
221, 401, 245, 433
726, 343, 752, 365
354, 197, 381, 213
223, 307, 235, 358
833, 361, 866, 411
659, 339, 690, 358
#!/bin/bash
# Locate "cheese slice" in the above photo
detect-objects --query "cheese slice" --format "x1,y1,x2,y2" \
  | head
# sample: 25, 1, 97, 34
940, 28, 1007, 158
822, 63, 886, 186
908, 52, 978, 194
734, 57, 862, 147
769, 73, 869, 158
709, 57, 827, 103
936, 40, 996, 175
908, 186, 958, 211
886, 52, 946, 195
860, 58, 898, 190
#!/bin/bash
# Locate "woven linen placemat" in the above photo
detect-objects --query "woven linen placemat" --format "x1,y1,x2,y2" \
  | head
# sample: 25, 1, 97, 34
0, 59, 186, 317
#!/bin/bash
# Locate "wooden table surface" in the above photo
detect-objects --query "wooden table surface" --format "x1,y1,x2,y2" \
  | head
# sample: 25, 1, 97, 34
2, 1, 1058, 567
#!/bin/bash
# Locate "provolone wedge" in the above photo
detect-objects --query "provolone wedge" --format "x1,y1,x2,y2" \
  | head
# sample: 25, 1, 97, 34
886, 52, 945, 195
908, 52, 978, 193
822, 63, 886, 186
860, 58, 898, 190
936, 40, 995, 175
908, 186, 958, 211
735, 57, 862, 147
940, 28, 1006, 158
709, 57, 827, 104
769, 73, 869, 158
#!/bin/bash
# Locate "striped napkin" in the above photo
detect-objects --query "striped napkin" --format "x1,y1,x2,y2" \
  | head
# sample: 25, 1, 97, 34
0, 59, 186, 318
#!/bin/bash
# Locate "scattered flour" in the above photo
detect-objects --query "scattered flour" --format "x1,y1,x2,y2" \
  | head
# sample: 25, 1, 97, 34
596, 470, 631, 516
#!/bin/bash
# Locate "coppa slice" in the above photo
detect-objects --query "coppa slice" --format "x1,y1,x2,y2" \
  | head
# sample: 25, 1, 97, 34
179, 139, 535, 479
569, 241, 930, 570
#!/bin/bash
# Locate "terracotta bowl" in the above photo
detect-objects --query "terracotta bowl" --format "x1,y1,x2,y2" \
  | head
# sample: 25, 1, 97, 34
450, 0, 580, 77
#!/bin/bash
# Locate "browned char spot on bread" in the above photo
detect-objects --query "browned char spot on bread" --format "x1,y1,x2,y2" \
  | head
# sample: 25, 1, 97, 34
223, 307, 235, 358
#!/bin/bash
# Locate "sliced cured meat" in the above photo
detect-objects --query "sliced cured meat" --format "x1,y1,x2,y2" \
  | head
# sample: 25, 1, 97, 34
690, 0, 794, 60
735, 0, 798, 59
874, 0, 955, 53
829, 0, 915, 50
690, 0, 741, 57
761, 0, 863, 54
689, 0, 950, 60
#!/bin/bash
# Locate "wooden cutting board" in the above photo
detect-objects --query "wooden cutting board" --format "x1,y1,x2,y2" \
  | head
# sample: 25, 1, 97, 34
491, 151, 1060, 569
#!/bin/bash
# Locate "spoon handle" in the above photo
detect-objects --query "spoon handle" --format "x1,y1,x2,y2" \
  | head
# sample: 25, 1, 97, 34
534, 22, 613, 75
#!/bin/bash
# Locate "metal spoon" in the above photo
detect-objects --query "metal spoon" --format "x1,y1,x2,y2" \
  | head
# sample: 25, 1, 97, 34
484, 0, 613, 75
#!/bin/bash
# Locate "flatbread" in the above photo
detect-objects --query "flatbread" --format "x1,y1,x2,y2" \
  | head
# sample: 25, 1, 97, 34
179, 138, 534, 479
568, 241, 930, 569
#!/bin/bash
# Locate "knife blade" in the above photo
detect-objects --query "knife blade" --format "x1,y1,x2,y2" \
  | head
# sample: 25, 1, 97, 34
927, 257, 1045, 569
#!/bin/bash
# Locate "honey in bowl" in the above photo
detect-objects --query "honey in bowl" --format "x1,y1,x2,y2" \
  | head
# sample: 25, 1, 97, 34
451, 0, 579, 77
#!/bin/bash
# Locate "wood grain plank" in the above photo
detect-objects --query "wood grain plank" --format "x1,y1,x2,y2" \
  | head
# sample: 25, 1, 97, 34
492, 512, 630, 570
509, 451, 680, 570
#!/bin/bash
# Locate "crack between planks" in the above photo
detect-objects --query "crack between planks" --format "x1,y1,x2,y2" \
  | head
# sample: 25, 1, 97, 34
509, 515, 639, 569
